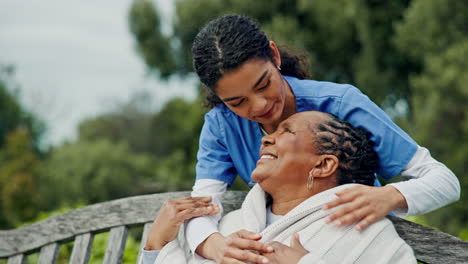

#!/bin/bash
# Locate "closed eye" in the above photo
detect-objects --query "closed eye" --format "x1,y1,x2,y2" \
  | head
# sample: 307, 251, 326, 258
258, 79, 270, 91
280, 127, 295, 134
230, 99, 244, 107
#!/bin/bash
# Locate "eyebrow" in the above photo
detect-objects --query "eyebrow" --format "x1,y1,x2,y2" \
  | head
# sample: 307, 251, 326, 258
221, 69, 269, 102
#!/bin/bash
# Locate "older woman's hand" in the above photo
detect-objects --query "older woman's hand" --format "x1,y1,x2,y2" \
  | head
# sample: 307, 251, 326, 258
263, 233, 308, 264
323, 185, 407, 231
144, 196, 219, 250
197, 230, 273, 264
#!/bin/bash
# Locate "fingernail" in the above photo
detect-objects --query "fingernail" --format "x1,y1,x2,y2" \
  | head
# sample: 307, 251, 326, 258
325, 217, 331, 224
334, 220, 341, 226
323, 205, 328, 210
356, 225, 362, 231
267, 246, 274, 252
262, 258, 269, 263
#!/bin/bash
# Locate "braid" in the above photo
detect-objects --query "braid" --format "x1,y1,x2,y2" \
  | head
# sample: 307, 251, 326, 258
311, 114, 378, 186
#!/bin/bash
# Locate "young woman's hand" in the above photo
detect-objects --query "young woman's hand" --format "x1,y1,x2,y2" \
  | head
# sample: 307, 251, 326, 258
145, 196, 219, 250
323, 185, 407, 231
197, 230, 273, 264
263, 233, 308, 264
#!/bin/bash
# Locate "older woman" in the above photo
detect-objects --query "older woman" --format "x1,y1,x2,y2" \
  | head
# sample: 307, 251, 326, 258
142, 111, 416, 264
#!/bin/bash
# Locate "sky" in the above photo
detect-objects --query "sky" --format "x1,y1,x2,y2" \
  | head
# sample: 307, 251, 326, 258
0, 0, 198, 146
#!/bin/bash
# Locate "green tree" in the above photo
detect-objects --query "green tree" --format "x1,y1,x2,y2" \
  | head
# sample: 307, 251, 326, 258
0, 129, 41, 228
39, 139, 160, 209
129, 0, 412, 108
394, 0, 468, 235
78, 95, 206, 192
0, 66, 44, 151
0, 66, 44, 228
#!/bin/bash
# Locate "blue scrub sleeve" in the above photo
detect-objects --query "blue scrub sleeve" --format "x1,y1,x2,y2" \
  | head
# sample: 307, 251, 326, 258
195, 111, 238, 184
338, 86, 417, 179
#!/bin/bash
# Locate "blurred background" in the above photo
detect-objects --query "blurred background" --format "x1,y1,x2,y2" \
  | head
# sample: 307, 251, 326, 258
0, 0, 467, 262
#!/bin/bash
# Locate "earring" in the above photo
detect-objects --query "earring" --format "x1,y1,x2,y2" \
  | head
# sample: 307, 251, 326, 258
277, 65, 281, 71
307, 174, 314, 190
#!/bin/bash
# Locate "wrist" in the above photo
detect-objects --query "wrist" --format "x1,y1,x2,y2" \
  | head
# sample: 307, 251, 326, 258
196, 232, 224, 259
145, 238, 166, 251
385, 185, 408, 209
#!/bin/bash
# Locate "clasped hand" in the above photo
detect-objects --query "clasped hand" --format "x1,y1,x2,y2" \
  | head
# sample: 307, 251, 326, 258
198, 231, 308, 264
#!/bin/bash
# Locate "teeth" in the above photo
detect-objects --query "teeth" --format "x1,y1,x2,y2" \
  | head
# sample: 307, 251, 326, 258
261, 154, 276, 160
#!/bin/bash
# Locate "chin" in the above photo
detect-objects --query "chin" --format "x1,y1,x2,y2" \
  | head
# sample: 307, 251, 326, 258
251, 171, 263, 183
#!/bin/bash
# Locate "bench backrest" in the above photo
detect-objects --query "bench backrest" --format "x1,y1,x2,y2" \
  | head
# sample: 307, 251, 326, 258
1, 191, 467, 264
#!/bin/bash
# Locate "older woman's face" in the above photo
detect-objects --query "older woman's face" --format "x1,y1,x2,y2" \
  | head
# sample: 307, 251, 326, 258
251, 112, 327, 191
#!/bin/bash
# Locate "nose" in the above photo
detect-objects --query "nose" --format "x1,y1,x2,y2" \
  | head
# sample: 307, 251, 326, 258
251, 95, 268, 115
261, 133, 275, 146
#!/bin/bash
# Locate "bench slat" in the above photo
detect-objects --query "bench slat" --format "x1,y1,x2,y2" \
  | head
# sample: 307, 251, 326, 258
7, 254, 25, 264
137, 222, 153, 262
0, 191, 246, 258
103, 226, 128, 264
38, 243, 60, 264
70, 233, 94, 264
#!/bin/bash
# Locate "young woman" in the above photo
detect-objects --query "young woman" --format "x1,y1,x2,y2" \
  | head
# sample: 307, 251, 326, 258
184, 15, 459, 263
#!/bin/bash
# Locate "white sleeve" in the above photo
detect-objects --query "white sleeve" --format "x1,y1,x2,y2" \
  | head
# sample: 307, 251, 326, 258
185, 179, 228, 253
389, 146, 460, 217
138, 250, 159, 264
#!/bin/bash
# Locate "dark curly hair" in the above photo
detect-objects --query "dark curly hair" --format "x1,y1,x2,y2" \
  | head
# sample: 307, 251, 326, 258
192, 15, 309, 108
310, 113, 378, 186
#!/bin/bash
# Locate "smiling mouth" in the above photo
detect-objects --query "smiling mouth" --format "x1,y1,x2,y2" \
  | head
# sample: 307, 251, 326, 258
257, 104, 275, 119
260, 154, 277, 160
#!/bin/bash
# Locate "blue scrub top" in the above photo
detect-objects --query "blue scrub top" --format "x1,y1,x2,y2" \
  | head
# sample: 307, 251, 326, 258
196, 76, 417, 187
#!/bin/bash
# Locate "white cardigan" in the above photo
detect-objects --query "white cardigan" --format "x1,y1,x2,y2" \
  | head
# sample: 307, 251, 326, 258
152, 184, 417, 264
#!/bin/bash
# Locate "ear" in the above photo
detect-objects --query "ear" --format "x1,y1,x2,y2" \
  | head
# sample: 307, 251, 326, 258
309, 155, 339, 179
269, 41, 281, 68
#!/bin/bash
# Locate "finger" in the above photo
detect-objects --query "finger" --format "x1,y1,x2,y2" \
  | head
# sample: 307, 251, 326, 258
323, 189, 359, 210
236, 229, 262, 240
290, 233, 306, 251
356, 214, 378, 231
325, 197, 368, 224
177, 196, 213, 204
334, 205, 373, 226
224, 247, 270, 264
221, 258, 248, 264
176, 206, 220, 222
175, 201, 218, 211
325, 204, 354, 224
228, 237, 273, 253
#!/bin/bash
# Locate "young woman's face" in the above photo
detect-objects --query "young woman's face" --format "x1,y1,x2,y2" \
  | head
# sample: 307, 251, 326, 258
214, 58, 292, 126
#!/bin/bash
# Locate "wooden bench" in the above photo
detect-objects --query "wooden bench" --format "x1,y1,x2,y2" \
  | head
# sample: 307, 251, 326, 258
1, 191, 467, 264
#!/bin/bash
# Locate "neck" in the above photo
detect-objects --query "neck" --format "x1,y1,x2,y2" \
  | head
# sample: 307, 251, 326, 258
270, 191, 310, 215
269, 179, 338, 215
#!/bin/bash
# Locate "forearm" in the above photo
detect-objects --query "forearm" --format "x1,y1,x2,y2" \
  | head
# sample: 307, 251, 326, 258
389, 146, 460, 216
186, 179, 227, 253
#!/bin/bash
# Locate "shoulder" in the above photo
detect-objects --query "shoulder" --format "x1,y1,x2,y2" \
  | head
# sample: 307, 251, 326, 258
205, 104, 236, 121
283, 75, 356, 99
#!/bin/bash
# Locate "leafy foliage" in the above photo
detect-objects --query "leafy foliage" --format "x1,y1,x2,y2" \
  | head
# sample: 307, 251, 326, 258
0, 67, 44, 228
394, 0, 468, 234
